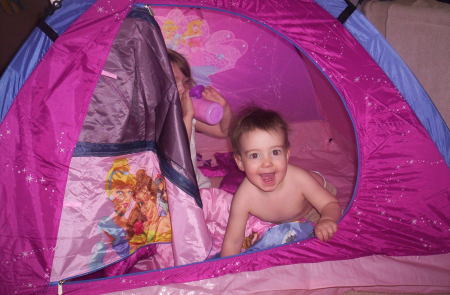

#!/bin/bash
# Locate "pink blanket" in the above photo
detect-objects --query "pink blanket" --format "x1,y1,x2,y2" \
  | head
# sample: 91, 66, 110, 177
201, 188, 276, 257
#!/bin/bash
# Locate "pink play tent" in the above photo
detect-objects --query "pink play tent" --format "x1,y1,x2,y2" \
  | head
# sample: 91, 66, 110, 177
0, 0, 449, 294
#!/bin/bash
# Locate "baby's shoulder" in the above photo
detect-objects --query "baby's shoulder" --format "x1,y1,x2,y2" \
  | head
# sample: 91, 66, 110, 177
287, 164, 310, 178
234, 179, 256, 199
286, 165, 317, 186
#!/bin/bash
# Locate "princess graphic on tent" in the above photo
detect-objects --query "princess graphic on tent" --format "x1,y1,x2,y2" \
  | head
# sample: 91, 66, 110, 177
90, 159, 172, 269
182, 19, 204, 47
161, 21, 182, 49
130, 170, 171, 247
154, 174, 169, 217
127, 169, 157, 251
157, 8, 248, 85
153, 174, 172, 242
89, 158, 136, 270
158, 9, 208, 53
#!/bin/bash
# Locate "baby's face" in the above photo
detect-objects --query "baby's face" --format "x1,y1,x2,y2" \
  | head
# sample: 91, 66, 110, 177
235, 128, 289, 192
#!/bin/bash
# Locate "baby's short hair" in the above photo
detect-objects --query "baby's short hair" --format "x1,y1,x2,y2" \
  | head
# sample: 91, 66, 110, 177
230, 107, 290, 154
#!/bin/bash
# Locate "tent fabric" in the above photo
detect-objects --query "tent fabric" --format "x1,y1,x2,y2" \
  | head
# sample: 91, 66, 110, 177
51, 6, 213, 281
0, 0, 96, 122
316, 0, 450, 166
50, 253, 450, 294
0, 1, 136, 293
153, 5, 326, 124
2, 0, 448, 166
0, 0, 448, 294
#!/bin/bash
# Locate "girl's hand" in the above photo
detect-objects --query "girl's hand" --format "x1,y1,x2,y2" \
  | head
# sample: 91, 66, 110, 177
314, 218, 337, 242
202, 86, 229, 108
194, 86, 233, 138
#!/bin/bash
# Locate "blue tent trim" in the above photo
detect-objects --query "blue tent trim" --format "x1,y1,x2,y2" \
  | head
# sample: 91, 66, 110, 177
0, 0, 95, 122
315, 0, 450, 166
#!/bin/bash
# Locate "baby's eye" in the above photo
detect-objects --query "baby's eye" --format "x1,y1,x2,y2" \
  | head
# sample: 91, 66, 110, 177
248, 152, 259, 159
272, 149, 282, 156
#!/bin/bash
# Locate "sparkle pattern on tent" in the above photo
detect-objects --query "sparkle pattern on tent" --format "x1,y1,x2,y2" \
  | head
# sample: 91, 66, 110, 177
0, 0, 448, 294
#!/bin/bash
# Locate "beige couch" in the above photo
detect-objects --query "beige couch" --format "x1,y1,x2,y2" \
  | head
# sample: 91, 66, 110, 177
362, 0, 450, 127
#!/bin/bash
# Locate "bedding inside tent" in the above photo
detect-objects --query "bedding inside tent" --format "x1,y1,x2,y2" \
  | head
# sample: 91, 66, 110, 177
0, 1, 448, 294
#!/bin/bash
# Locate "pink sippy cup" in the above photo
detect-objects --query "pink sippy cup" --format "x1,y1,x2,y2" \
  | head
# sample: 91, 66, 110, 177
189, 85, 224, 125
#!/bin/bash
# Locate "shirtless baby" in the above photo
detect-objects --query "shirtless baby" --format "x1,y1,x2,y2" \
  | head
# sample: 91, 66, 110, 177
220, 107, 341, 257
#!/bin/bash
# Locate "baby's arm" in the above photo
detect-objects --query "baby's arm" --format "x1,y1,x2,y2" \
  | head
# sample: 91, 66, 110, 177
220, 190, 249, 257
314, 201, 340, 241
300, 170, 341, 241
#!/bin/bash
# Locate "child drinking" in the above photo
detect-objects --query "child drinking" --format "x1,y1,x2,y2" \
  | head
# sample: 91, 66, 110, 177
167, 49, 233, 188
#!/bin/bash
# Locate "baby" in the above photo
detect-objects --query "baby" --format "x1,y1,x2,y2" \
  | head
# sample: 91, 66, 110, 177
221, 107, 341, 257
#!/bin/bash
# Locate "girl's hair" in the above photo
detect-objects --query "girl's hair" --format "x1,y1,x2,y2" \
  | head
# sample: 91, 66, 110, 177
230, 106, 290, 154
167, 49, 195, 88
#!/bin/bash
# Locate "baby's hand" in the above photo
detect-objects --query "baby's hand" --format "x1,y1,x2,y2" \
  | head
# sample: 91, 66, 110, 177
202, 86, 228, 107
314, 218, 337, 242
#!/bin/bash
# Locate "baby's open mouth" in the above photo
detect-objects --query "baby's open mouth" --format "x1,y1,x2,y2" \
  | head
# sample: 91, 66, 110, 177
260, 173, 275, 184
